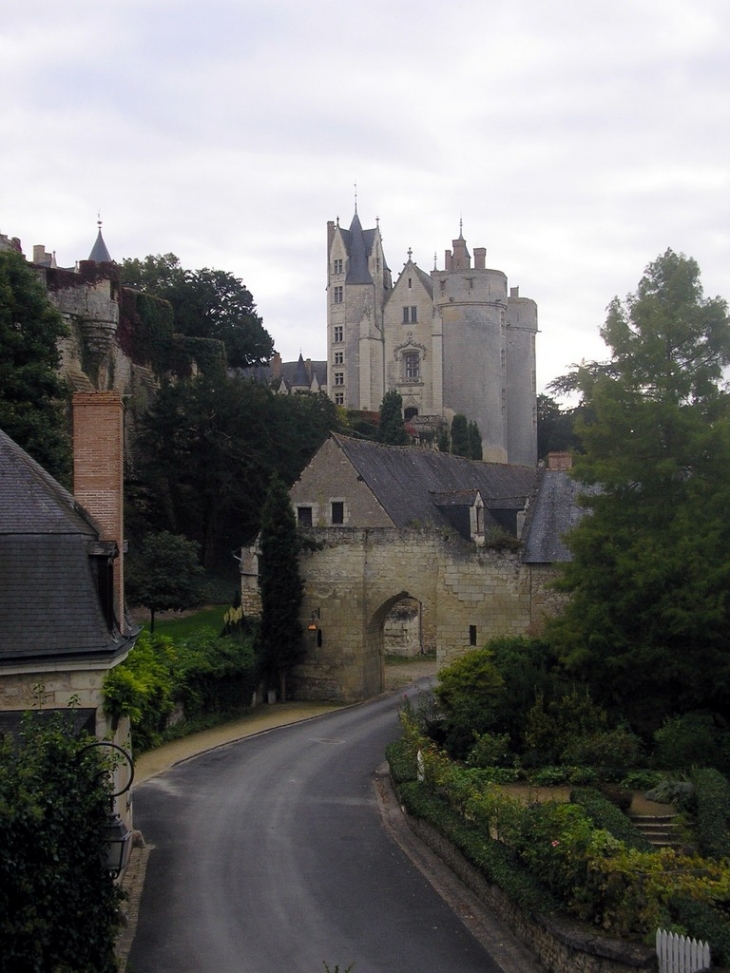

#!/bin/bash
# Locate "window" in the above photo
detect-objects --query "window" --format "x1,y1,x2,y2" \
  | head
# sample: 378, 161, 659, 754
333, 258, 343, 274
402, 306, 417, 324
408, 277, 412, 289
297, 506, 313, 527
334, 351, 344, 365
404, 406, 418, 421
331, 501, 344, 525
404, 352, 420, 381
469, 625, 477, 646
334, 392, 344, 406
333, 286, 343, 304
333, 326, 343, 343
334, 372, 344, 386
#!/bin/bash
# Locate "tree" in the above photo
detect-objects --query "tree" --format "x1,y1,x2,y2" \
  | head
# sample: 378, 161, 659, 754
258, 475, 305, 700
126, 530, 205, 632
536, 393, 581, 459
121, 253, 274, 368
450, 414, 470, 456
377, 390, 409, 444
0, 249, 71, 481
0, 715, 123, 972
467, 420, 483, 460
548, 250, 730, 732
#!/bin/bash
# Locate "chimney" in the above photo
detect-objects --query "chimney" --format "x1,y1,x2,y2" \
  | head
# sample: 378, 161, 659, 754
546, 451, 572, 471
510, 285, 520, 298
271, 351, 282, 379
72, 392, 127, 633
474, 247, 486, 270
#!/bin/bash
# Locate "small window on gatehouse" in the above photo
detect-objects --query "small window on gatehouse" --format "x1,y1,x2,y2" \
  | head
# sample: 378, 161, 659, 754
331, 501, 344, 525
297, 506, 313, 527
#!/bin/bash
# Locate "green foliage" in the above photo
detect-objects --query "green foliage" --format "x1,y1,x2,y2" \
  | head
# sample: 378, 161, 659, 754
171, 334, 227, 378
450, 414, 470, 456
548, 250, 730, 733
536, 393, 581, 459
258, 474, 305, 699
561, 727, 645, 770
467, 420, 483, 460
524, 688, 608, 765
570, 787, 651, 851
377, 390, 409, 444
121, 253, 274, 368
126, 530, 205, 632
670, 896, 730, 967
466, 731, 511, 768
103, 632, 176, 751
175, 630, 258, 719
0, 715, 123, 972
118, 287, 175, 374
692, 768, 730, 860
653, 712, 730, 771
433, 649, 504, 758
0, 248, 71, 482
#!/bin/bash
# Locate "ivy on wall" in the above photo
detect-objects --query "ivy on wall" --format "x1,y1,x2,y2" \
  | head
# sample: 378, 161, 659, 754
171, 335, 227, 379
118, 288, 174, 374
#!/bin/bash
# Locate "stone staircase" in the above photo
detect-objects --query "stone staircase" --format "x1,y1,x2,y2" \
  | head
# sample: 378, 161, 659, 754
629, 812, 682, 850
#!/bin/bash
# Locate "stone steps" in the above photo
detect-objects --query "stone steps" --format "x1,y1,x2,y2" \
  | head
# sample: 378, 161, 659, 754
629, 813, 682, 850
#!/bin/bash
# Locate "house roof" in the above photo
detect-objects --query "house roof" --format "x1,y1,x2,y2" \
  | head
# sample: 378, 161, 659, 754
88, 226, 112, 263
0, 428, 135, 664
521, 467, 595, 563
332, 434, 536, 530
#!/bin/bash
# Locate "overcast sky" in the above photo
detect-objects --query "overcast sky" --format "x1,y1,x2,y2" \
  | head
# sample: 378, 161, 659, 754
2, 0, 728, 394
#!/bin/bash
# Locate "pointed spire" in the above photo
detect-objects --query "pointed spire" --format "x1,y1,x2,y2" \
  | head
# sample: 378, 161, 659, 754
88, 214, 112, 263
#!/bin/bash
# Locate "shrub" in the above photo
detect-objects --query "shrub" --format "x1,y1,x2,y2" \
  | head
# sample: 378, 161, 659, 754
524, 688, 607, 765
561, 727, 644, 770
433, 649, 505, 758
570, 787, 651, 851
653, 711, 730, 771
0, 715, 123, 973
175, 630, 258, 719
466, 731, 511, 768
103, 632, 176, 751
692, 768, 730, 860
670, 896, 730, 967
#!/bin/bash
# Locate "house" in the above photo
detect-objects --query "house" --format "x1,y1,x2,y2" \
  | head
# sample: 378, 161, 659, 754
0, 392, 138, 829
243, 435, 582, 702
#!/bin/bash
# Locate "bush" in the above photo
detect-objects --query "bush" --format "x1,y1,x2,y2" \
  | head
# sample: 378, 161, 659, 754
466, 731, 511, 768
0, 715, 123, 973
653, 711, 730, 771
562, 727, 644, 770
103, 632, 176, 751
692, 768, 730, 860
670, 896, 730, 967
524, 688, 608, 765
570, 787, 651, 851
176, 630, 258, 718
433, 649, 504, 758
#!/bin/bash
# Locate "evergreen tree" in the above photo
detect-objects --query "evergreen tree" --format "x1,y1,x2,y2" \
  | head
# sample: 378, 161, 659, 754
467, 420, 483, 460
548, 250, 730, 732
0, 249, 71, 481
437, 425, 450, 453
258, 475, 305, 700
450, 414, 470, 456
378, 390, 409, 445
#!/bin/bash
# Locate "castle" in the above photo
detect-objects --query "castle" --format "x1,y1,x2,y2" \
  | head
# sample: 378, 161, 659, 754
325, 211, 538, 466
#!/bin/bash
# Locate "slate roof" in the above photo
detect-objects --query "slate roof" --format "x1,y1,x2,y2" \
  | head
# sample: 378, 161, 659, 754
332, 434, 536, 531
88, 227, 112, 263
0, 429, 135, 664
521, 467, 595, 563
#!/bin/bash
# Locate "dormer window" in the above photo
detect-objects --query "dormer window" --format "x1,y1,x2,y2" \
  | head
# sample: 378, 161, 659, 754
333, 258, 343, 274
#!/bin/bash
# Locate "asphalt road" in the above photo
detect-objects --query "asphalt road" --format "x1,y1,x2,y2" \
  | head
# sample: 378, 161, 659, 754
128, 681, 509, 973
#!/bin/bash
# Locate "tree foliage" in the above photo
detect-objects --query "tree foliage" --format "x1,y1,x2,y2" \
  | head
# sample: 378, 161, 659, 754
536, 393, 581, 459
258, 474, 305, 699
548, 250, 730, 732
0, 249, 71, 481
126, 531, 205, 632
378, 390, 409, 444
0, 716, 123, 973
121, 253, 274, 368
128, 376, 340, 567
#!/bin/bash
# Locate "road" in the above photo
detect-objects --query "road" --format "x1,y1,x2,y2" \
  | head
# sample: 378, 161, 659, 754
128, 681, 512, 973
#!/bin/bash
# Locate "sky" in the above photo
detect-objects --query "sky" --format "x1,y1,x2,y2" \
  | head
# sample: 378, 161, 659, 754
1, 0, 729, 395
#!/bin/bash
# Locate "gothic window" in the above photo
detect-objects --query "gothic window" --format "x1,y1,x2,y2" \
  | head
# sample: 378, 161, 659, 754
404, 352, 420, 381
402, 306, 417, 323
297, 506, 313, 527
333, 325, 343, 343
334, 372, 344, 386
331, 501, 344, 525
334, 351, 344, 365
333, 258, 343, 274
333, 286, 343, 304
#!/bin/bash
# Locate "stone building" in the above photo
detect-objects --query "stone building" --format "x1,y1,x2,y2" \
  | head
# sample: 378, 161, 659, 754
326, 212, 538, 466
242, 436, 583, 701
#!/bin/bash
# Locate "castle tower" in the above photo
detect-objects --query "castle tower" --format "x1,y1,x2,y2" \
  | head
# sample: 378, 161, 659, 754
326, 212, 391, 410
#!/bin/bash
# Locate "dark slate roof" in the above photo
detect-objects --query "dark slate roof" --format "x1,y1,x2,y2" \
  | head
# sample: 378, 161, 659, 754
88, 227, 112, 263
0, 428, 135, 664
332, 434, 536, 530
291, 354, 311, 388
522, 468, 595, 563
345, 213, 373, 284
238, 359, 328, 389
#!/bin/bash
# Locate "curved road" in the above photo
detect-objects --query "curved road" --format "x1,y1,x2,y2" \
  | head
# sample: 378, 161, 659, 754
129, 682, 513, 973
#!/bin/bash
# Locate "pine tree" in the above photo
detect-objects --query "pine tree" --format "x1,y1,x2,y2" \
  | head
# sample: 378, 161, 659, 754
378, 390, 409, 445
450, 414, 470, 456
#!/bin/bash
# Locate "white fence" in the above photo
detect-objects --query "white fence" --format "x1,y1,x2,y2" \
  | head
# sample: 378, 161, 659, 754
656, 929, 711, 973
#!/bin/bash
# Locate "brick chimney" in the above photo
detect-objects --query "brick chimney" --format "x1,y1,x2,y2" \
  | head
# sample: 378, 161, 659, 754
72, 392, 127, 633
546, 451, 573, 471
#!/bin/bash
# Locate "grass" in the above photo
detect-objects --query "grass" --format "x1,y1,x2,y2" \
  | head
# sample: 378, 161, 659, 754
384, 650, 437, 666
139, 605, 229, 640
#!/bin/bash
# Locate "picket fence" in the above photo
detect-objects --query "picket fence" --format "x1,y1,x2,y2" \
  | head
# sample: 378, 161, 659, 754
656, 929, 711, 973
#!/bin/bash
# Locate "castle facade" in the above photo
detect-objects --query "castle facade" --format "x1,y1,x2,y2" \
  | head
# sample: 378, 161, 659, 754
326, 212, 538, 466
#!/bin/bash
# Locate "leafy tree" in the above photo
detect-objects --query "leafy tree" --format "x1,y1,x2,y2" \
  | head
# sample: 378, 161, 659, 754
0, 715, 123, 972
258, 474, 305, 700
378, 390, 409, 444
433, 648, 505, 758
450, 414, 470, 456
0, 249, 71, 481
467, 420, 483, 460
536, 393, 581, 459
121, 253, 274, 368
126, 530, 205, 632
548, 250, 730, 732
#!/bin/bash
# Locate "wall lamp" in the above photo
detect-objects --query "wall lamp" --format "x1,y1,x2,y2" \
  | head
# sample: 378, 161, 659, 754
77, 740, 135, 878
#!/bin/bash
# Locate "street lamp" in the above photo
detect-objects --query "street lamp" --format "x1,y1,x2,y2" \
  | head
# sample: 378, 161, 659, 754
77, 741, 135, 878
